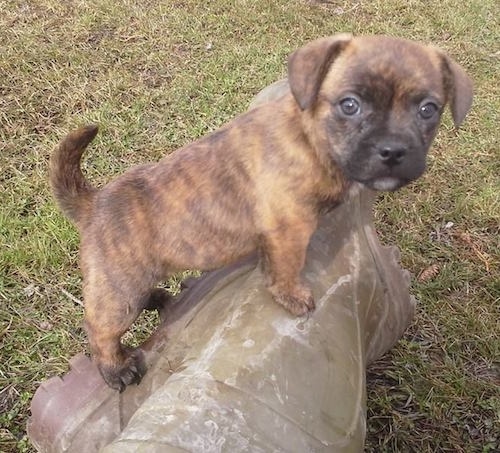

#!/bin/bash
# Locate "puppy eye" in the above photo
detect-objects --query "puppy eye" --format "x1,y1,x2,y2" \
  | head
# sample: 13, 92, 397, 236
339, 97, 361, 116
418, 101, 439, 119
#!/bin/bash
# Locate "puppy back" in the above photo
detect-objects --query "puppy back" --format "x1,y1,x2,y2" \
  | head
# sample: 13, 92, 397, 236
50, 124, 98, 226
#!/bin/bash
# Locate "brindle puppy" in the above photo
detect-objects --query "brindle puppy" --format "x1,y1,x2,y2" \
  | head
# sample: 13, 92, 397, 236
50, 35, 473, 391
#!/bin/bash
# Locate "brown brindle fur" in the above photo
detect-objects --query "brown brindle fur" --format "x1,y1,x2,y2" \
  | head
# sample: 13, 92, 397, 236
50, 35, 473, 391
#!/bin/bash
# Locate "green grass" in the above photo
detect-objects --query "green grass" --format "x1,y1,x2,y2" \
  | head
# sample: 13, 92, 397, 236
1, 0, 498, 451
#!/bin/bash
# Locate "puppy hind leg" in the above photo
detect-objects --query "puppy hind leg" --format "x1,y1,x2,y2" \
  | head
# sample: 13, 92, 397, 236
83, 284, 148, 392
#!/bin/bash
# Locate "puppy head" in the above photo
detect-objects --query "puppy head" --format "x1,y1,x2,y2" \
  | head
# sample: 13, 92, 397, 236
288, 35, 473, 191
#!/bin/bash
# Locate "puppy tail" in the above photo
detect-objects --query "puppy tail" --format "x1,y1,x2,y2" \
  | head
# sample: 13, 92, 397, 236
50, 124, 99, 225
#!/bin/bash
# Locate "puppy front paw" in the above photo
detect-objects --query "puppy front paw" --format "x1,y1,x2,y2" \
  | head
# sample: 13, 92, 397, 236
269, 284, 315, 316
97, 348, 146, 392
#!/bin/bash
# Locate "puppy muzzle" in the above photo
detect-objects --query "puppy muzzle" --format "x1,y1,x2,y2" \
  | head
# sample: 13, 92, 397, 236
342, 138, 427, 192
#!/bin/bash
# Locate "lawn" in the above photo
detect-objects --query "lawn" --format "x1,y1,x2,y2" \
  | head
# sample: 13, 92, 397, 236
0, 0, 498, 451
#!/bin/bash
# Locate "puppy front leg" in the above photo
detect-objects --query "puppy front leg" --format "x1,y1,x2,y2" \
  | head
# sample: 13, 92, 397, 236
262, 221, 316, 316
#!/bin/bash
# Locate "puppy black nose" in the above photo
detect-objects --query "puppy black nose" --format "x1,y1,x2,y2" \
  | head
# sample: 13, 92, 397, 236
377, 145, 406, 166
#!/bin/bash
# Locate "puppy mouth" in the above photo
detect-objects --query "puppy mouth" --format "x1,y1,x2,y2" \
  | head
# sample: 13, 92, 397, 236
342, 164, 414, 191
340, 165, 412, 192
362, 176, 408, 191
340, 151, 425, 192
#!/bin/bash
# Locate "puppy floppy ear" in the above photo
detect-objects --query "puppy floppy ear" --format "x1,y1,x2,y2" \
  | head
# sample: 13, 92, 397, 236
288, 34, 352, 110
440, 54, 474, 127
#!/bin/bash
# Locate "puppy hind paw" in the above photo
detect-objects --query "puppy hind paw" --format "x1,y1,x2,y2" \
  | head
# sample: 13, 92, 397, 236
98, 349, 146, 392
